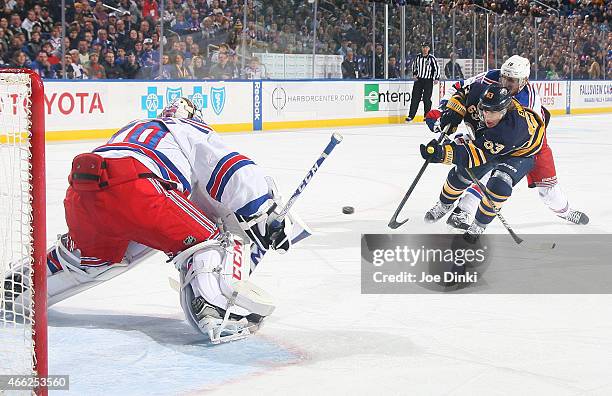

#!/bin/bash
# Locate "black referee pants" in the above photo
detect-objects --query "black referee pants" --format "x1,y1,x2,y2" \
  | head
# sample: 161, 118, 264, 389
408, 78, 433, 119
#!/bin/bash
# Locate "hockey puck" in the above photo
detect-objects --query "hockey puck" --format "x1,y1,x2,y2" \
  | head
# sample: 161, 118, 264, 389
342, 206, 355, 214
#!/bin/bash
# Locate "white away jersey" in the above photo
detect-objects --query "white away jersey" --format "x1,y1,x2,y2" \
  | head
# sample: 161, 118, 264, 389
93, 117, 271, 219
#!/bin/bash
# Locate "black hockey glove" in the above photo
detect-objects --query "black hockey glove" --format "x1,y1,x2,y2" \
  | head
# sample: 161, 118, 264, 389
438, 109, 462, 134
420, 139, 453, 164
267, 219, 291, 252
438, 92, 467, 134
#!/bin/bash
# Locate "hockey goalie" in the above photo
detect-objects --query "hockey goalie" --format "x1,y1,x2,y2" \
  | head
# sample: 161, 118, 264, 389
2, 97, 311, 344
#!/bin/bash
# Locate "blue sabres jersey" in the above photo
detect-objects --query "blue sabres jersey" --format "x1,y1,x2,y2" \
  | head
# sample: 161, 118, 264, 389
448, 81, 546, 168
444, 69, 544, 120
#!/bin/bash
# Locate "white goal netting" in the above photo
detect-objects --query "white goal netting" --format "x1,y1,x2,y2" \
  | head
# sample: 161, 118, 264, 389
0, 71, 38, 381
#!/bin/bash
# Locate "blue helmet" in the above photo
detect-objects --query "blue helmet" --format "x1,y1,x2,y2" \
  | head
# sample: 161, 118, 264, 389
478, 83, 514, 113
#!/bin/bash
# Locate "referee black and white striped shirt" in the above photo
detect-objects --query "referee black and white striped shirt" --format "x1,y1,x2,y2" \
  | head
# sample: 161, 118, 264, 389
412, 53, 440, 80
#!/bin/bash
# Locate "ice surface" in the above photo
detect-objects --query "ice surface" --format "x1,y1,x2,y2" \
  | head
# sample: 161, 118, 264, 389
40, 114, 612, 395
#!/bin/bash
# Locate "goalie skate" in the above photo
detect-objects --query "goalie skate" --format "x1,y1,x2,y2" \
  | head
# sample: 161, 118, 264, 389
1, 273, 27, 321
191, 296, 264, 344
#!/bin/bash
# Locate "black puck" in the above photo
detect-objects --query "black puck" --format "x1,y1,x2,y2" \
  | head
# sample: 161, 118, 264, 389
342, 206, 355, 214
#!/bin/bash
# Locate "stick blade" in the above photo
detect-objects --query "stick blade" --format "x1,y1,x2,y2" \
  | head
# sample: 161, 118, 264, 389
519, 240, 557, 251
388, 218, 409, 229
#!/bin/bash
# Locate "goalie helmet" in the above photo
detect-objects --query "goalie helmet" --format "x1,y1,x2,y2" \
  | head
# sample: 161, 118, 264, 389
500, 55, 530, 93
159, 97, 203, 121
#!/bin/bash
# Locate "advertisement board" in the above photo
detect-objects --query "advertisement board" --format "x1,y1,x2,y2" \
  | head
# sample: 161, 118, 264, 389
570, 81, 612, 114
530, 81, 567, 115
44, 80, 253, 140
39, 79, 611, 140
263, 81, 360, 124
262, 80, 440, 130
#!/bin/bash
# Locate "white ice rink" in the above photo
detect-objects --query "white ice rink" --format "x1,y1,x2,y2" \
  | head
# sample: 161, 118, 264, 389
43, 114, 612, 395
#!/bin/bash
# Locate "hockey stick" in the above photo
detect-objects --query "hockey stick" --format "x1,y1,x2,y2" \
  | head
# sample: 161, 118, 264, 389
268, 133, 343, 230
465, 167, 555, 250
388, 126, 449, 229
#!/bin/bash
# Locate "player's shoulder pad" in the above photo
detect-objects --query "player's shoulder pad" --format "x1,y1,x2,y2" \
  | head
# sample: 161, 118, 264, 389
482, 103, 527, 147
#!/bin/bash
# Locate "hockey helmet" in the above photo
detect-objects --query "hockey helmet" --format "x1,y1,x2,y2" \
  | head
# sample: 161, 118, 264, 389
159, 97, 203, 121
500, 55, 530, 93
478, 84, 513, 112
478, 83, 513, 127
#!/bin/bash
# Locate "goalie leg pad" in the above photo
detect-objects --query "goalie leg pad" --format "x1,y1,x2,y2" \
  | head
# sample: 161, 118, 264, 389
3, 236, 152, 313
174, 233, 275, 341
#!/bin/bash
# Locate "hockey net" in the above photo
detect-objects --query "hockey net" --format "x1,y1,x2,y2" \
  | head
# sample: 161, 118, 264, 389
0, 69, 47, 393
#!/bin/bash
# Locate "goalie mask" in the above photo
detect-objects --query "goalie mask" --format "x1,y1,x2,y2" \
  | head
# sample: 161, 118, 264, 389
159, 97, 204, 121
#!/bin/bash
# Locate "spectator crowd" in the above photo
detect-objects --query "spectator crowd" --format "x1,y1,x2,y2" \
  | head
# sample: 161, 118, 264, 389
0, 0, 609, 80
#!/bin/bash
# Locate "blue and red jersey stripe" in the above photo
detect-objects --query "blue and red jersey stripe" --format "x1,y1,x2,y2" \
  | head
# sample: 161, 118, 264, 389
206, 152, 255, 201
46, 249, 63, 274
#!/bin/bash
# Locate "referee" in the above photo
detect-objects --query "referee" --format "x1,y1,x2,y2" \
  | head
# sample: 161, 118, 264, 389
405, 42, 440, 122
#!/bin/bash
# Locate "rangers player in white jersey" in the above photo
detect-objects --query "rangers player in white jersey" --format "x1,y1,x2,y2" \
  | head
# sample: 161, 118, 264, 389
425, 55, 588, 230
4, 97, 310, 344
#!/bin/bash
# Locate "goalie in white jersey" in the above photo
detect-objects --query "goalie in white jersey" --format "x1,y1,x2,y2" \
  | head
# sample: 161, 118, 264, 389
5, 97, 309, 344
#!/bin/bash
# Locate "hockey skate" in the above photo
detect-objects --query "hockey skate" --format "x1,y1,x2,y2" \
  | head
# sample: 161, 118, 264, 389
561, 209, 589, 225
191, 296, 264, 345
463, 221, 486, 244
446, 207, 471, 231
425, 201, 454, 223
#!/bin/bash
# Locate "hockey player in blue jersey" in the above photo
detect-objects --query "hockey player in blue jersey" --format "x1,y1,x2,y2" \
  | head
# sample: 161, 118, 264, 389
420, 82, 545, 240
426, 55, 588, 230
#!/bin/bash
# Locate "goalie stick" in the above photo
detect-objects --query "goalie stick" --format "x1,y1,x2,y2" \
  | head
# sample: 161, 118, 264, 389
268, 132, 343, 231
168, 133, 343, 343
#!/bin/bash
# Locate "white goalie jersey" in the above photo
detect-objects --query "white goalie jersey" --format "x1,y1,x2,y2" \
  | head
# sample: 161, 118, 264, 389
94, 117, 270, 220
93, 116, 310, 266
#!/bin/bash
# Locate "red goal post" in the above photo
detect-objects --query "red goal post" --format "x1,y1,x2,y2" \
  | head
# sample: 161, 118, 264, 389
0, 68, 47, 395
